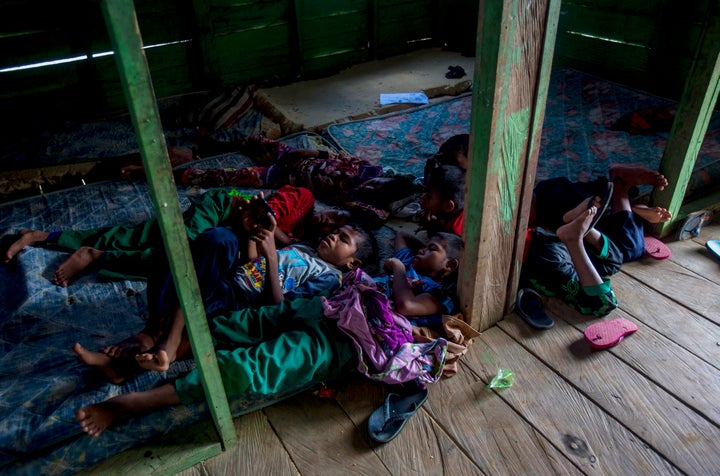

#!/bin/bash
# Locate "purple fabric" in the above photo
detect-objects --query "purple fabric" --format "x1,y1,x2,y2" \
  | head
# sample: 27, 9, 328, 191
322, 269, 447, 385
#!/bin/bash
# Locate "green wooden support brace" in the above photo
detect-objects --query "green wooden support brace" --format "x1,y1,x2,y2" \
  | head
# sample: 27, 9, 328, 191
100, 0, 236, 451
653, 4, 720, 237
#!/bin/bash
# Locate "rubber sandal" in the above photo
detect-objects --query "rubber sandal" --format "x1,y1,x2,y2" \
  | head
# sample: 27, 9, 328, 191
706, 240, 720, 260
678, 210, 713, 240
515, 288, 554, 330
585, 181, 614, 236
583, 318, 638, 350
368, 387, 428, 443
644, 236, 671, 260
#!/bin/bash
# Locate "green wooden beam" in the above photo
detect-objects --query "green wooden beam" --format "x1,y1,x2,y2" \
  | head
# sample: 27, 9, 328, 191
99, 0, 236, 452
459, 0, 556, 330
653, 4, 720, 237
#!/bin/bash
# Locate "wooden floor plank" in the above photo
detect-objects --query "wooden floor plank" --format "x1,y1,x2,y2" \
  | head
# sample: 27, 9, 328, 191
263, 390, 391, 475
460, 327, 681, 475
620, 257, 720, 324
612, 272, 720, 368
176, 411, 298, 476
670, 222, 720, 283
335, 379, 485, 475
498, 313, 720, 475
545, 295, 720, 425
421, 364, 582, 475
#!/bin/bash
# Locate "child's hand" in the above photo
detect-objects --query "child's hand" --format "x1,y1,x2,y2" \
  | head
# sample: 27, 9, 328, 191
383, 257, 404, 274
250, 222, 277, 259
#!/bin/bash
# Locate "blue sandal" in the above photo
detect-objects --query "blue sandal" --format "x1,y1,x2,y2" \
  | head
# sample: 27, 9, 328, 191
368, 388, 428, 443
515, 288, 554, 330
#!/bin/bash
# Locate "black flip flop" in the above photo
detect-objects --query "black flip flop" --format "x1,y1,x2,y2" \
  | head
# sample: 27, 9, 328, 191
515, 288, 554, 330
585, 181, 614, 236
368, 387, 428, 443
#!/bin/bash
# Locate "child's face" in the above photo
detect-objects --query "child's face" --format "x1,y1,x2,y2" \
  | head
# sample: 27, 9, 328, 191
316, 225, 362, 269
420, 186, 451, 216
311, 208, 351, 236
412, 237, 451, 277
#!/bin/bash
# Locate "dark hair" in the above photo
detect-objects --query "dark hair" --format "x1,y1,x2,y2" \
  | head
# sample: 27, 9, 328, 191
437, 134, 469, 166
429, 231, 463, 289
346, 222, 377, 266
432, 231, 463, 261
425, 164, 466, 210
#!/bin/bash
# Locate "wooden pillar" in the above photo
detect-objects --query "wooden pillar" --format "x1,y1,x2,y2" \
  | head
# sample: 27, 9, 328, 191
653, 4, 720, 235
100, 0, 236, 453
459, 0, 561, 330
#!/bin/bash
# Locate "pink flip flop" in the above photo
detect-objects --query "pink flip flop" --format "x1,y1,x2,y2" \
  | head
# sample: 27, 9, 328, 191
644, 236, 671, 260
584, 318, 639, 350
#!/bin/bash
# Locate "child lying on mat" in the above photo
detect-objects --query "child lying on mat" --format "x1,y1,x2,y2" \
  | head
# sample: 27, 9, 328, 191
174, 135, 406, 224
72, 216, 376, 382
521, 164, 670, 317
75, 230, 462, 437
3, 186, 353, 286
374, 230, 463, 329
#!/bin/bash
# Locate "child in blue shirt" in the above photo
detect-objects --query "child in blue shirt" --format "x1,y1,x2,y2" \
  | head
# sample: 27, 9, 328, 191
374, 230, 462, 328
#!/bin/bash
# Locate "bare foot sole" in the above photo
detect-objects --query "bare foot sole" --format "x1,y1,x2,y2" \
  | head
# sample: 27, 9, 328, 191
54, 246, 104, 287
4, 229, 50, 263
632, 205, 672, 224
77, 402, 123, 437
73, 343, 130, 384
136, 349, 171, 372
102, 333, 155, 359
562, 196, 599, 224
609, 164, 668, 190
557, 208, 597, 243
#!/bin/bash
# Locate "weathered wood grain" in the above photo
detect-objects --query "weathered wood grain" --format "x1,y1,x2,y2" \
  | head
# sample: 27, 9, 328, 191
499, 312, 720, 475
176, 411, 298, 476
620, 257, 720, 324
460, 327, 681, 475
336, 379, 484, 475
263, 390, 390, 475
612, 272, 720, 367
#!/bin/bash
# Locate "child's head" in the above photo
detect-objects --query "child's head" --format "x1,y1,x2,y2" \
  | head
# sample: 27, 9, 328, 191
412, 232, 463, 283
310, 207, 352, 237
437, 134, 469, 170
316, 223, 376, 271
421, 164, 466, 217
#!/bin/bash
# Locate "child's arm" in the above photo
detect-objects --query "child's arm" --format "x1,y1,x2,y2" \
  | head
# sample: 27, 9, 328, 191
273, 227, 297, 247
383, 257, 443, 317
394, 230, 425, 254
251, 229, 284, 305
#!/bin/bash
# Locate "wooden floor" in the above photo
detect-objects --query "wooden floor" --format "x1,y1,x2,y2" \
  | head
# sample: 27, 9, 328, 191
93, 221, 720, 475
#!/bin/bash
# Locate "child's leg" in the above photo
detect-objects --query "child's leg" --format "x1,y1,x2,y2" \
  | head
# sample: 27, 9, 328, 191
76, 383, 181, 437
556, 208, 604, 287
4, 229, 50, 262
53, 246, 105, 287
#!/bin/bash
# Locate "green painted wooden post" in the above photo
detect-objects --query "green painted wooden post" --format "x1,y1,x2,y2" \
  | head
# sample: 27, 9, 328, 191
100, 0, 236, 451
653, 5, 720, 237
459, 0, 556, 330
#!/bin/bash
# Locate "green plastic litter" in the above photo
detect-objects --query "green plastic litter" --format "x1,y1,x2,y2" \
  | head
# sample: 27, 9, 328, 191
488, 368, 514, 389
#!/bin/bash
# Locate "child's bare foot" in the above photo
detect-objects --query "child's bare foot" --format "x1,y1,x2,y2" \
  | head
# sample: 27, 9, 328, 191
4, 229, 50, 263
562, 196, 600, 224
54, 246, 104, 287
136, 349, 171, 372
609, 164, 668, 190
73, 343, 129, 384
557, 207, 597, 243
77, 402, 122, 437
102, 333, 155, 359
631, 204, 672, 223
